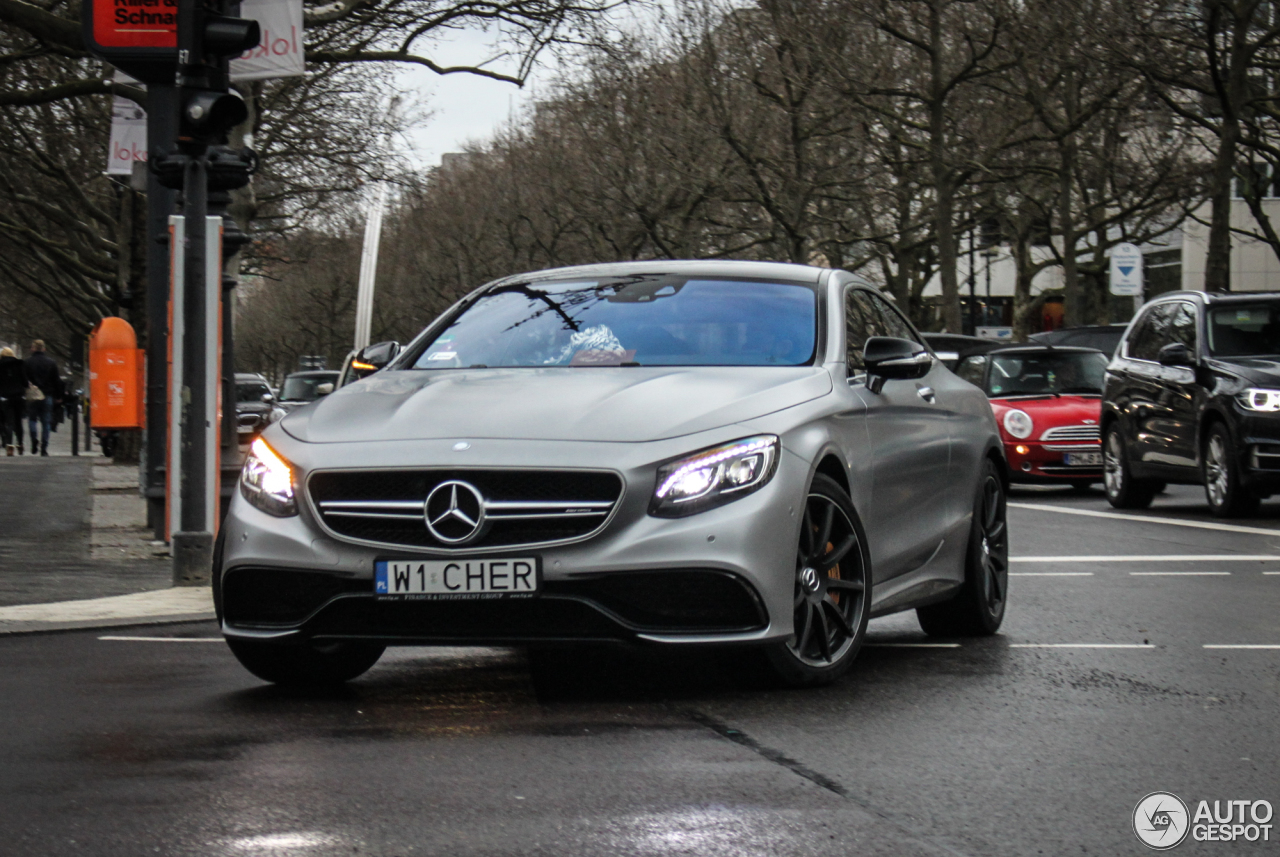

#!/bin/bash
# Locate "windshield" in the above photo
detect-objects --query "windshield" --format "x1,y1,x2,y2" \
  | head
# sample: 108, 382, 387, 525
1207, 304, 1280, 357
282, 374, 336, 401
986, 351, 1108, 397
236, 382, 271, 403
409, 277, 818, 369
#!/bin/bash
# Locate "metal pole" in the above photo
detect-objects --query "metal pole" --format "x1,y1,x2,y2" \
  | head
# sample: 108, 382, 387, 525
145, 84, 179, 539
172, 151, 215, 585
353, 183, 386, 353
968, 227, 977, 336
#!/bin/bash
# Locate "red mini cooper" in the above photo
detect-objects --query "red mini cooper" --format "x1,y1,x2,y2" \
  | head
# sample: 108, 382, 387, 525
954, 346, 1109, 490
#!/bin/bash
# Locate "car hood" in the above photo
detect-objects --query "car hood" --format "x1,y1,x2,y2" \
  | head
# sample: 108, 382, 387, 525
988, 394, 1101, 431
281, 366, 833, 443
1205, 357, 1280, 387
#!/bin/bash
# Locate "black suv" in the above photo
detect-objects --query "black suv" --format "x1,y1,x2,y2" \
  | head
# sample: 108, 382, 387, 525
1102, 290, 1280, 516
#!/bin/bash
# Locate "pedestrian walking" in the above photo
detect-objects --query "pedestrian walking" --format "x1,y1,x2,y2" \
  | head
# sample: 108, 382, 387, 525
0, 346, 25, 455
23, 340, 59, 457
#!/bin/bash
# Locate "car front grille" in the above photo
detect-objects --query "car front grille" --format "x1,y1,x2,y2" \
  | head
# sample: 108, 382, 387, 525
307, 468, 624, 550
1039, 425, 1100, 442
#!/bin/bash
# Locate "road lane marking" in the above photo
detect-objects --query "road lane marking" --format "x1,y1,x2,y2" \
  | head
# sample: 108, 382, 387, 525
1008, 557, 1280, 562
1266, 572, 1280, 575
98, 636, 224, 642
865, 643, 961, 648
1129, 571, 1231, 576
1010, 643, 1155, 648
1203, 644, 1280, 649
1010, 572, 1094, 576
1009, 502, 1280, 536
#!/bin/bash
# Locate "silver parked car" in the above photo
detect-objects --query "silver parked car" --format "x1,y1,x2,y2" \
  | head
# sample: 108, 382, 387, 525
218, 261, 1008, 687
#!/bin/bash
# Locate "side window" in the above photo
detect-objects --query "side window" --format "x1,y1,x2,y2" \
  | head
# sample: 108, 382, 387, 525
1127, 304, 1176, 362
957, 355, 988, 388
845, 289, 871, 371
864, 292, 921, 344
1170, 303, 1198, 351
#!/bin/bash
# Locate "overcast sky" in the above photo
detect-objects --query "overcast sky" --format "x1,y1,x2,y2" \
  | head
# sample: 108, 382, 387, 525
395, 5, 665, 169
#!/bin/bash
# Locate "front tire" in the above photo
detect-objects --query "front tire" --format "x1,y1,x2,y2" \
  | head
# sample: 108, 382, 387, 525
227, 638, 385, 686
1203, 423, 1259, 518
763, 474, 870, 687
917, 458, 1008, 637
1104, 425, 1157, 509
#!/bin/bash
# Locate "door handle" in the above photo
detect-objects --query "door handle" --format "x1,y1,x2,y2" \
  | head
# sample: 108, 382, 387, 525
917, 386, 936, 403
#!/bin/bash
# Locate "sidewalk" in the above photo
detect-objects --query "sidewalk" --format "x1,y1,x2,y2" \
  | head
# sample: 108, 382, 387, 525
0, 423, 214, 634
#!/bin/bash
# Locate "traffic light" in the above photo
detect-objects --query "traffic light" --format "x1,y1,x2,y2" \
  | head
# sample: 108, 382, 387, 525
177, 0, 260, 145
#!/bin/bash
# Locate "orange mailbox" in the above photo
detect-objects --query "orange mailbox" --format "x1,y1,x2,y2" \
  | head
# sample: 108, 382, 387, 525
88, 317, 145, 428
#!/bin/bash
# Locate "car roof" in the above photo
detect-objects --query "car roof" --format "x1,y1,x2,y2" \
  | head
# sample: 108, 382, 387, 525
284, 370, 339, 379
1151, 290, 1280, 305
235, 373, 268, 382
988, 345, 1106, 355
490, 259, 827, 286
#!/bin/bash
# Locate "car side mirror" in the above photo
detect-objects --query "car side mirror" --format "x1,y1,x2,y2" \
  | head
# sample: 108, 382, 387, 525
260, 393, 274, 403
353, 340, 401, 377
1157, 342, 1194, 367
315, 382, 334, 396
864, 336, 932, 393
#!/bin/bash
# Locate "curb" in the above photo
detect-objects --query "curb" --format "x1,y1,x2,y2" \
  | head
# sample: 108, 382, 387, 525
0, 613, 217, 636
0, 587, 216, 636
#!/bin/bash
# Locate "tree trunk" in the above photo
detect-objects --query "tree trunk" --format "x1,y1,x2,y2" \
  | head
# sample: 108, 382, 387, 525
1012, 233, 1036, 340
1205, 6, 1250, 293
1058, 63, 1084, 327
930, 0, 961, 333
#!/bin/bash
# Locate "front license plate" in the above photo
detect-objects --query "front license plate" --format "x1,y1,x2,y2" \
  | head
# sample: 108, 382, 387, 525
1063, 452, 1102, 467
374, 558, 539, 599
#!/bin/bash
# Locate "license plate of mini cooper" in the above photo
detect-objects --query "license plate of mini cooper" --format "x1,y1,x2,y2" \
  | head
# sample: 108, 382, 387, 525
374, 558, 540, 599
1063, 452, 1103, 466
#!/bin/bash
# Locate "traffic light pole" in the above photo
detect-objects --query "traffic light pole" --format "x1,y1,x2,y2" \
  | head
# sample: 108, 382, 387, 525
172, 150, 219, 585
145, 84, 179, 540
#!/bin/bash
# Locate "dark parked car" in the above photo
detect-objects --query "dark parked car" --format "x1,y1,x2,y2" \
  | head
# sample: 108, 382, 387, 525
278, 370, 340, 412
234, 373, 280, 442
1030, 324, 1126, 356
922, 333, 1003, 371
1102, 290, 1280, 516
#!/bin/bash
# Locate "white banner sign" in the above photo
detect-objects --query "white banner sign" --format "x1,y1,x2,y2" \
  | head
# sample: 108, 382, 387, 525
107, 85, 147, 176
230, 0, 305, 82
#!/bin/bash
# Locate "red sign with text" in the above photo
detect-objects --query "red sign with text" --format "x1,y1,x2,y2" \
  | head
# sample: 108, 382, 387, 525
91, 0, 177, 50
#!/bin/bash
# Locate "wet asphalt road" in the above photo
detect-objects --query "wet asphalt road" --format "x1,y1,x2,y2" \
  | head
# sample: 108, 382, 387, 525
2, 484, 1278, 856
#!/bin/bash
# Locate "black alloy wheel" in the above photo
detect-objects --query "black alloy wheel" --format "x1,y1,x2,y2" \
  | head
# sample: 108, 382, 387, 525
1103, 425, 1158, 509
764, 474, 870, 687
1203, 422, 1259, 518
918, 458, 1009, 636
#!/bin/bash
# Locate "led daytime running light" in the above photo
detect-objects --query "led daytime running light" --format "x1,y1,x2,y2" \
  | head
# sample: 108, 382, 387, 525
1241, 388, 1280, 412
656, 437, 775, 499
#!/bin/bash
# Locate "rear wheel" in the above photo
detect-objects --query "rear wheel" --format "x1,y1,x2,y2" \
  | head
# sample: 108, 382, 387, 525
763, 474, 870, 687
1103, 426, 1158, 509
226, 638, 385, 686
1203, 423, 1259, 518
917, 458, 1008, 637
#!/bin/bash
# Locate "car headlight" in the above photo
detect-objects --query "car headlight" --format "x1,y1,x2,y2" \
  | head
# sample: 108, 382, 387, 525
269, 406, 286, 423
1003, 409, 1033, 439
650, 435, 780, 518
1240, 388, 1280, 412
240, 438, 297, 517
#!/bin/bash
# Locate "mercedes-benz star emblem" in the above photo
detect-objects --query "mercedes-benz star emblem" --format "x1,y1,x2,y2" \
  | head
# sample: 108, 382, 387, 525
424, 480, 486, 544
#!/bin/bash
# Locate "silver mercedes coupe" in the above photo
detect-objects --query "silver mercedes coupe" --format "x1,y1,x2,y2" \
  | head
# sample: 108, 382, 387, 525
217, 260, 1008, 687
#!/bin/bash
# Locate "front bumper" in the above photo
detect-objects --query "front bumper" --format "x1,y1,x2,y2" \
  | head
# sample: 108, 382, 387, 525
1002, 439, 1102, 483
219, 431, 807, 646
